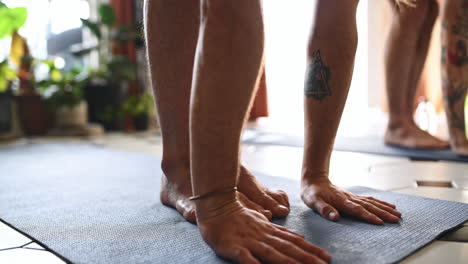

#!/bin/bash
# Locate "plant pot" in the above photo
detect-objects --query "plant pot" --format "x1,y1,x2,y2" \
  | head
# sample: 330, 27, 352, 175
55, 101, 88, 128
15, 94, 53, 135
84, 80, 124, 131
133, 114, 148, 131
0, 91, 12, 133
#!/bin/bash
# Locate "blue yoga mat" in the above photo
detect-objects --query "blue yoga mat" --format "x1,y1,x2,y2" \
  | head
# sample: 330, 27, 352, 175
242, 131, 468, 163
0, 143, 467, 264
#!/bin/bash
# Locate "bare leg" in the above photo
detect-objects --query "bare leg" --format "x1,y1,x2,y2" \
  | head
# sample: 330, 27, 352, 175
441, 0, 468, 156
301, 0, 402, 224
385, 0, 448, 149
144, 0, 199, 222
144, 0, 288, 223
190, 1, 331, 263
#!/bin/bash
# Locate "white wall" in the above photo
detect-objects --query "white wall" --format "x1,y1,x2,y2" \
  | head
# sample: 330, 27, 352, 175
262, 0, 370, 135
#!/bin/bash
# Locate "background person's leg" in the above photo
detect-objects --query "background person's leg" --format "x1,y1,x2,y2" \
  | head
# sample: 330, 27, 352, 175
441, 0, 468, 156
301, 0, 402, 224
384, 0, 447, 149
144, 0, 288, 222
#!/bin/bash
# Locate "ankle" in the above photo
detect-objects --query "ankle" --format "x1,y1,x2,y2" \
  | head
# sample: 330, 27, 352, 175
161, 157, 190, 177
387, 118, 414, 131
449, 135, 468, 149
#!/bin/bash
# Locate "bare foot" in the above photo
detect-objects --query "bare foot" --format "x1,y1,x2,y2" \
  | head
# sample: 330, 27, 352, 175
385, 123, 449, 149
160, 165, 277, 223
238, 166, 290, 218
160, 166, 196, 222
451, 142, 468, 156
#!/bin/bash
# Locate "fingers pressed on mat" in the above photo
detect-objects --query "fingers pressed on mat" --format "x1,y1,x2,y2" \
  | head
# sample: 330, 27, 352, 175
272, 229, 332, 262
340, 200, 383, 225
313, 199, 340, 221
228, 246, 260, 264
365, 196, 397, 209
353, 199, 400, 223
365, 198, 401, 217
272, 224, 304, 238
264, 236, 327, 264
250, 241, 298, 264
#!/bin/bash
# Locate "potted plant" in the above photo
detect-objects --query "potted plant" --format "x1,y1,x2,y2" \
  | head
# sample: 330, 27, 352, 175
74, 3, 141, 131
0, 60, 16, 134
83, 56, 137, 130
121, 92, 154, 131
37, 62, 88, 129
0, 3, 52, 135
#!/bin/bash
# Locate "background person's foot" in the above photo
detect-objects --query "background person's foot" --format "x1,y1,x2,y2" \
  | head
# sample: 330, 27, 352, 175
450, 142, 468, 157
384, 123, 449, 149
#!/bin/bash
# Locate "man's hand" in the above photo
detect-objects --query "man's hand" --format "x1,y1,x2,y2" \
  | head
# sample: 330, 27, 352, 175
197, 197, 331, 264
301, 177, 401, 225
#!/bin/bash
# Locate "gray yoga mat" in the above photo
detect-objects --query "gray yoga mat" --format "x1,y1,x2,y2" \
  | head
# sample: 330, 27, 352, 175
242, 131, 468, 163
0, 143, 467, 264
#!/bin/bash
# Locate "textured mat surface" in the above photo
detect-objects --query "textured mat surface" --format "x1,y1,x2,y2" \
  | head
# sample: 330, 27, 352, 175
242, 131, 468, 163
1, 143, 467, 264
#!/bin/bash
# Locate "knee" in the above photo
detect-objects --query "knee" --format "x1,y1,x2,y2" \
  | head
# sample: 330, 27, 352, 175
201, 0, 260, 22
426, 1, 440, 26
440, 0, 457, 20
201, 0, 263, 34
395, 0, 439, 28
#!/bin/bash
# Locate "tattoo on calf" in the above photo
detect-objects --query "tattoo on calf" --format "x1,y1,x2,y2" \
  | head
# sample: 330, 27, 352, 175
442, 78, 467, 130
443, 2, 468, 67
445, 40, 468, 67
452, 0, 468, 39
304, 50, 331, 101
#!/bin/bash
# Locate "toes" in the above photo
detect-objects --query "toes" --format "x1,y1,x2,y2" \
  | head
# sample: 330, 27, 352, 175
238, 192, 273, 220
176, 200, 197, 223
259, 193, 289, 217
183, 209, 197, 223
237, 167, 289, 217
265, 189, 290, 208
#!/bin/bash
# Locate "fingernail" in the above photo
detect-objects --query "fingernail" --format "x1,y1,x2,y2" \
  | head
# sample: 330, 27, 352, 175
321, 250, 332, 261
375, 217, 384, 225
277, 205, 289, 213
328, 212, 337, 221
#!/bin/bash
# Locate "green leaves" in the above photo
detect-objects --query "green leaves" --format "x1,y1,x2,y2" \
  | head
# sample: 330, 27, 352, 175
0, 6, 28, 39
38, 61, 86, 109
0, 60, 16, 93
106, 56, 137, 81
98, 4, 116, 26
81, 4, 117, 39
81, 18, 101, 39
121, 93, 154, 117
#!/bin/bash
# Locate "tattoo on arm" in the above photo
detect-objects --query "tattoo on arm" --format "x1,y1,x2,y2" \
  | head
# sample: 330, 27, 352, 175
304, 50, 331, 101
442, 78, 467, 131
